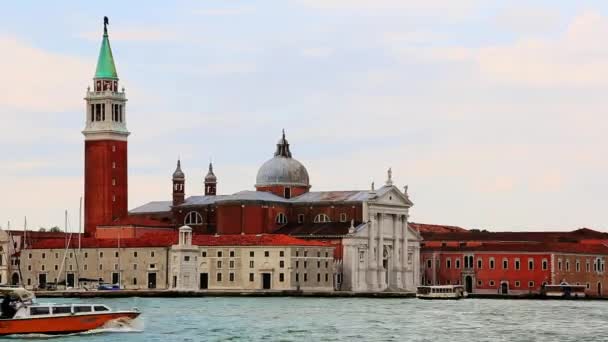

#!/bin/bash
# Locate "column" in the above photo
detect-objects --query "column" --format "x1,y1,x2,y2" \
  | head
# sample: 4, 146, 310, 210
377, 213, 385, 289
367, 215, 378, 290
391, 214, 400, 289
400, 215, 407, 289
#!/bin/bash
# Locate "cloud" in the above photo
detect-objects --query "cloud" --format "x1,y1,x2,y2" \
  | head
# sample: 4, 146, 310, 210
0, 35, 89, 112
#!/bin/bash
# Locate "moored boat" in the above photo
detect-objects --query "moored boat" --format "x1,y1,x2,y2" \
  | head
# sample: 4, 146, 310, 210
416, 285, 467, 299
0, 287, 140, 336
543, 283, 586, 298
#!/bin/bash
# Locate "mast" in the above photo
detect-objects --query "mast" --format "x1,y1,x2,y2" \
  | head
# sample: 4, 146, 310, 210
78, 197, 82, 251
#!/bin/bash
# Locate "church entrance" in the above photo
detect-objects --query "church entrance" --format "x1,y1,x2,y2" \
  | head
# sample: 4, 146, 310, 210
465, 276, 473, 293
200, 273, 208, 289
262, 273, 271, 290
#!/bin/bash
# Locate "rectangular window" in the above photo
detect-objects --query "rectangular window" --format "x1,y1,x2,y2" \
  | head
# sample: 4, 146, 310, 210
249, 251, 254, 257
229, 273, 235, 282
296, 273, 299, 282
102, 103, 105, 121
515, 260, 521, 270
249, 273, 254, 282
134, 251, 138, 258
503, 259, 508, 269
477, 259, 482, 269
185, 256, 190, 262
280, 251, 284, 257
133, 277, 137, 285
528, 259, 534, 270
249, 260, 254, 268
325, 273, 329, 282
490, 259, 495, 269
230, 251, 235, 257
279, 273, 284, 282
264, 251, 270, 257
304, 273, 308, 282
455, 259, 460, 269
217, 261, 222, 269
446, 259, 451, 269
317, 273, 321, 282
229, 260, 234, 268
202, 251, 207, 257
427, 259, 432, 268
217, 251, 223, 258
558, 260, 562, 271
296, 261, 299, 268
280, 260, 284, 268
298, 214, 304, 223
217, 273, 222, 282
529, 281, 535, 288
133, 264, 137, 270
150, 264, 156, 269
304, 261, 308, 268
151, 251, 155, 257
544, 260, 549, 271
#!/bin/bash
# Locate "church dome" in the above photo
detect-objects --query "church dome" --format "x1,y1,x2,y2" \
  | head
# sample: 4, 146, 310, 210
173, 159, 185, 180
255, 131, 310, 188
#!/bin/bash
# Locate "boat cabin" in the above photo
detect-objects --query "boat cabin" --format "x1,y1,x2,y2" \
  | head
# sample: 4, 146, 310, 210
19, 304, 111, 318
543, 284, 586, 298
417, 285, 466, 299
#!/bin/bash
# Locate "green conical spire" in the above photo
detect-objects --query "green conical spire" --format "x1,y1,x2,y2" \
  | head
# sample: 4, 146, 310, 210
95, 17, 118, 79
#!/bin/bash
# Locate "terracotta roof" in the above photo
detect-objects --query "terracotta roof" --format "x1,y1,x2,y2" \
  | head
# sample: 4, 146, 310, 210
191, 234, 330, 247
409, 222, 468, 233
423, 241, 608, 255
101, 216, 173, 228
421, 228, 608, 243
28, 233, 328, 249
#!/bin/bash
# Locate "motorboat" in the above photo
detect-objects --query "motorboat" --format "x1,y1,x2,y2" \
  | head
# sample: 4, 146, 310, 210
416, 285, 467, 299
543, 283, 586, 298
0, 287, 140, 336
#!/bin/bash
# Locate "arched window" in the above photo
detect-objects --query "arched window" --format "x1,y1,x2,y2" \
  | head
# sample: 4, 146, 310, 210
276, 213, 287, 225
184, 211, 203, 225
314, 214, 331, 223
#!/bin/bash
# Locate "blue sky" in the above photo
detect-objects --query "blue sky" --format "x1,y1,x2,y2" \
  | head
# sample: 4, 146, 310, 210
1, 0, 607, 232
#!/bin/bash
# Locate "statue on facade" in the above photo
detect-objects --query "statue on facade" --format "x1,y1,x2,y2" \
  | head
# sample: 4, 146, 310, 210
104, 16, 109, 34
386, 167, 393, 186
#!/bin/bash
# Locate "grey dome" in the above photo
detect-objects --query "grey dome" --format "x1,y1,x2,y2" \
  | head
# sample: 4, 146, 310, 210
255, 130, 310, 188
256, 156, 310, 187
205, 162, 217, 183
173, 160, 185, 180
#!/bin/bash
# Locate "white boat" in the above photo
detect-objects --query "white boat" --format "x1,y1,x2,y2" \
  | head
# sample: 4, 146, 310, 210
416, 285, 467, 299
543, 283, 586, 298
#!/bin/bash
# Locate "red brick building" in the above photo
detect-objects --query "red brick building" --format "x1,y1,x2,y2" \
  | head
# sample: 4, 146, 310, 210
419, 227, 608, 296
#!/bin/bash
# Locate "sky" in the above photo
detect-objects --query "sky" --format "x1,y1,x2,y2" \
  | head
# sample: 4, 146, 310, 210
1, 0, 607, 232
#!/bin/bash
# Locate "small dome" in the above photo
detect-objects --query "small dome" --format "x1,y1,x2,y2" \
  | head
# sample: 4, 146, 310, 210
205, 162, 217, 183
255, 130, 310, 188
173, 160, 185, 180
256, 156, 310, 187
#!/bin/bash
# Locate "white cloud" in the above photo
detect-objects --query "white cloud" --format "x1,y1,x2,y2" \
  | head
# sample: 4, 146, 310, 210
0, 35, 89, 112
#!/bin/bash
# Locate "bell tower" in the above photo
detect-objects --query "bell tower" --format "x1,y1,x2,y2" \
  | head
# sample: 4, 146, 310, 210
173, 159, 185, 206
83, 17, 130, 236
204, 162, 217, 196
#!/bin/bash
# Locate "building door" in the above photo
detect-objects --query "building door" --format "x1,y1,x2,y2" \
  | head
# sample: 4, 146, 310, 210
465, 276, 473, 293
262, 273, 271, 289
38, 274, 47, 289
501, 282, 508, 294
111, 272, 120, 286
200, 273, 209, 289
67, 273, 75, 288
11, 273, 19, 286
148, 272, 157, 289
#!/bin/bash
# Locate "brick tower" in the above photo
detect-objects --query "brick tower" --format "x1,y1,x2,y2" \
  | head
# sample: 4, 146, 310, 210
83, 17, 129, 236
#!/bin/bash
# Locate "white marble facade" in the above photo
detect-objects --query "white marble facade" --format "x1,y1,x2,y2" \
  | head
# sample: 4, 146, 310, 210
341, 184, 421, 292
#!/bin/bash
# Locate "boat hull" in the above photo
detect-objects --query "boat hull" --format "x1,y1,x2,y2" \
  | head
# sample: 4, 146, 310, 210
0, 311, 140, 336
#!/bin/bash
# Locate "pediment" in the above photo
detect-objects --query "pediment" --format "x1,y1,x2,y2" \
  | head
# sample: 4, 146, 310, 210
374, 186, 413, 207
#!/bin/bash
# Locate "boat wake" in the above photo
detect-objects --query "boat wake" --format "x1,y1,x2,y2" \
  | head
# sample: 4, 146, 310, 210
4, 318, 144, 339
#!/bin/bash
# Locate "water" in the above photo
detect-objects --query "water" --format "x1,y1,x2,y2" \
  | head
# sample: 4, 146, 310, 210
5, 297, 608, 341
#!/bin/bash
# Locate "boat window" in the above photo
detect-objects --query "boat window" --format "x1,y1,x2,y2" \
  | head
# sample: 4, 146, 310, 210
94, 305, 110, 312
74, 306, 92, 313
52, 306, 72, 314
30, 307, 50, 315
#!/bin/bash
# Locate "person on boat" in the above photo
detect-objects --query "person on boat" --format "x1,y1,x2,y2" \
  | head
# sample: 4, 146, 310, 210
0, 295, 18, 319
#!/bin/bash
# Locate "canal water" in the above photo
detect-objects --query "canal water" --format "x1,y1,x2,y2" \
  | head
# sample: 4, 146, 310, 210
8, 297, 608, 341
